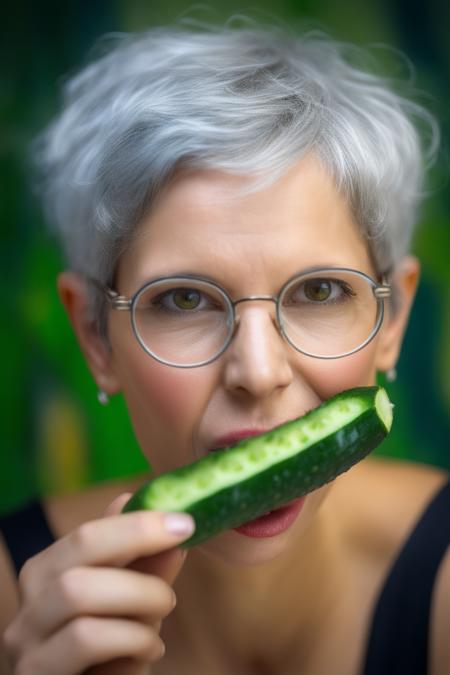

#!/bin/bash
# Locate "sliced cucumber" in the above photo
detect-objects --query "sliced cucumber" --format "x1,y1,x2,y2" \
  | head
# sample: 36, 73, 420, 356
122, 386, 393, 547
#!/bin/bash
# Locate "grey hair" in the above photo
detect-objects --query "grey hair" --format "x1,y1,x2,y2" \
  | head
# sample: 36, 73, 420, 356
32, 21, 439, 326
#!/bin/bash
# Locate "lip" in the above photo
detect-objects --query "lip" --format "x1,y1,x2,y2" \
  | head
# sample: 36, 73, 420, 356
209, 428, 270, 452
233, 496, 306, 538
205, 424, 307, 538
203, 404, 319, 457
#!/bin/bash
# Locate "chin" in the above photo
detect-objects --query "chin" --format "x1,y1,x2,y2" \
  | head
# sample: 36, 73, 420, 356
196, 528, 297, 567
195, 483, 333, 567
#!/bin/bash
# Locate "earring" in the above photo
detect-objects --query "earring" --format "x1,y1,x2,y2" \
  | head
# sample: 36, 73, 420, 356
97, 390, 109, 405
385, 367, 397, 383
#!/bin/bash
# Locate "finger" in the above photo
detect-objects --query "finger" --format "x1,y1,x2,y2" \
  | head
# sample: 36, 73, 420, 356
17, 617, 165, 675
20, 510, 195, 600
128, 546, 188, 585
85, 657, 151, 675
25, 567, 176, 640
127, 547, 188, 635
103, 493, 133, 518
99, 549, 187, 639
105, 494, 189, 586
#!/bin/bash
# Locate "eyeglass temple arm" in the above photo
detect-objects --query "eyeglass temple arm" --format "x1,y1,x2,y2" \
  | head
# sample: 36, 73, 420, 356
88, 275, 391, 307
88, 278, 132, 311
373, 284, 391, 299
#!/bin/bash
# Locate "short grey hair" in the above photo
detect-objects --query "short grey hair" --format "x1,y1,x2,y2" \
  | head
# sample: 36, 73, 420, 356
32, 22, 439, 325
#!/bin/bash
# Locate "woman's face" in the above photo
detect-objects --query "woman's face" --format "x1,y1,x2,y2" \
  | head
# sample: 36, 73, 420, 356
103, 155, 397, 565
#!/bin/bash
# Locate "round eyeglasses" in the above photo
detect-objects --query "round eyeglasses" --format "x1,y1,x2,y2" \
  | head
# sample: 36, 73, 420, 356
95, 268, 391, 368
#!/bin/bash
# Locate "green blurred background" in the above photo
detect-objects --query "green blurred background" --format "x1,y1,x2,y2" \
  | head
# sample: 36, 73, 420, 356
1, 1, 449, 515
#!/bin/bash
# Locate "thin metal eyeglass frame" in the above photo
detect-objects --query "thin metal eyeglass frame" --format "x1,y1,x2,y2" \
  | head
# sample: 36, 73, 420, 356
94, 267, 391, 368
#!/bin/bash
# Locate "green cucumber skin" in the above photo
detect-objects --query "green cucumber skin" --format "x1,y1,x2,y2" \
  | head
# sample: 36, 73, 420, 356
180, 405, 385, 547
123, 386, 391, 547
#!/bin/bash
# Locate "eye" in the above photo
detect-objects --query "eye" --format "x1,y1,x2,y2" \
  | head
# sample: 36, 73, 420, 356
150, 286, 223, 314
303, 279, 332, 302
172, 288, 201, 310
285, 277, 356, 305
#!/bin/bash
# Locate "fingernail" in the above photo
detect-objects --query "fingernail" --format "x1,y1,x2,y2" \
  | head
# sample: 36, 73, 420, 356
164, 513, 195, 537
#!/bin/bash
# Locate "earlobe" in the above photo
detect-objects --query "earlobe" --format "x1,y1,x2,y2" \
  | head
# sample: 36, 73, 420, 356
57, 271, 121, 395
375, 255, 420, 374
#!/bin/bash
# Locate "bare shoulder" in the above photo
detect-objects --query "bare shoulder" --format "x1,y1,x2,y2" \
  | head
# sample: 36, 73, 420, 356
0, 534, 20, 640
429, 543, 450, 675
0, 474, 148, 638
43, 473, 149, 537
331, 456, 449, 557
332, 456, 450, 675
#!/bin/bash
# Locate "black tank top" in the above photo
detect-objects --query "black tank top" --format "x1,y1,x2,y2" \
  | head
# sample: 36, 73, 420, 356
1, 479, 449, 674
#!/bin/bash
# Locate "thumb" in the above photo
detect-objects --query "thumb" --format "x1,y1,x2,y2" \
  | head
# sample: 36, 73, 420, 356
103, 492, 133, 517
104, 493, 190, 585
129, 546, 188, 636
129, 544, 188, 586
85, 657, 151, 675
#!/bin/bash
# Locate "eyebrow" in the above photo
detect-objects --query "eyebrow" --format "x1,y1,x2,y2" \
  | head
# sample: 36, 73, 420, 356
132, 263, 365, 289
134, 270, 221, 286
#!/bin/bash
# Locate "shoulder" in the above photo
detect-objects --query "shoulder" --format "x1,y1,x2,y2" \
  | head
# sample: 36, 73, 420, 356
332, 456, 450, 675
0, 533, 20, 642
430, 546, 450, 675
331, 456, 449, 558
42, 473, 149, 537
0, 474, 148, 637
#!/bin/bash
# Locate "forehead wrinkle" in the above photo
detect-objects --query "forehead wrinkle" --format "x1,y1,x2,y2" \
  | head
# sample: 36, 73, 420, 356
118, 158, 376, 291
122, 218, 375, 293
176, 232, 277, 290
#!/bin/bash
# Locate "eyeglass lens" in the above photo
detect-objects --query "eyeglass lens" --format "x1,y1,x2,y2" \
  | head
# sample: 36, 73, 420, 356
132, 271, 381, 366
133, 279, 233, 366
281, 271, 379, 358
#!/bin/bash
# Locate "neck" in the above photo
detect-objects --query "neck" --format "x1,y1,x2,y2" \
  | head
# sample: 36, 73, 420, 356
174, 490, 352, 666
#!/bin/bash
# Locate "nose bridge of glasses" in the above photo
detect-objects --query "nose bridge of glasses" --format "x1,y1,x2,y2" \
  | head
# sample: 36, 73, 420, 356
232, 295, 281, 339
233, 295, 277, 307
233, 295, 278, 321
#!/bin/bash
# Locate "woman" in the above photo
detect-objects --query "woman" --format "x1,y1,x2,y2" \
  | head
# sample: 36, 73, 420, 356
1, 22, 449, 675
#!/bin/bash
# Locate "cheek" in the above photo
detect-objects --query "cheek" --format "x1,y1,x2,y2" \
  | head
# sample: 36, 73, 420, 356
141, 365, 201, 422
295, 341, 379, 400
112, 335, 215, 471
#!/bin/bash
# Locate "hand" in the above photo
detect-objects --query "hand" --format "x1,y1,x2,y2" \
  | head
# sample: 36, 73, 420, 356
3, 493, 195, 674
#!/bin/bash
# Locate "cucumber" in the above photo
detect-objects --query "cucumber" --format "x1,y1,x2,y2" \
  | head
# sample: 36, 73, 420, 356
122, 386, 393, 547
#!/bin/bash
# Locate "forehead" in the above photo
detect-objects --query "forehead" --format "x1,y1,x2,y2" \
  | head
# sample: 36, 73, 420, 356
117, 155, 374, 292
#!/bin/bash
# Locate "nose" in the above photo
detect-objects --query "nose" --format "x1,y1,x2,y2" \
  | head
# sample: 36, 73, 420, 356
222, 301, 293, 398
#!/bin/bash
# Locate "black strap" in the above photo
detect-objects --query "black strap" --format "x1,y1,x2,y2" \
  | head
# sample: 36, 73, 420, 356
0, 500, 55, 575
361, 478, 450, 675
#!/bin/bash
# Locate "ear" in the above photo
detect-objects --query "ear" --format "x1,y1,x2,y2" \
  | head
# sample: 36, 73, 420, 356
57, 271, 121, 395
375, 255, 420, 373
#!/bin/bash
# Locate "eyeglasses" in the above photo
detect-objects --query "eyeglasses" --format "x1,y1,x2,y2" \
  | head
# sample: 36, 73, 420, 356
95, 267, 391, 368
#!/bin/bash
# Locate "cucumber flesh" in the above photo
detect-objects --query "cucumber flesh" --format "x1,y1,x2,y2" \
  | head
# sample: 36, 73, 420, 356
123, 386, 392, 546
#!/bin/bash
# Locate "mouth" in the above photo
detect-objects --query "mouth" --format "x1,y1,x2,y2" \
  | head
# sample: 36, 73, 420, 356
206, 425, 307, 538
233, 496, 306, 538
208, 428, 270, 453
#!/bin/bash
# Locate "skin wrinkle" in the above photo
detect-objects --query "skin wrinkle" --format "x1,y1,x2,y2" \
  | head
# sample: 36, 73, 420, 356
172, 492, 349, 665
106, 159, 393, 556
37, 27, 438, 329
29, 25, 444, 673
12, 23, 447, 675
57, 151, 420, 670
116, 159, 375, 294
